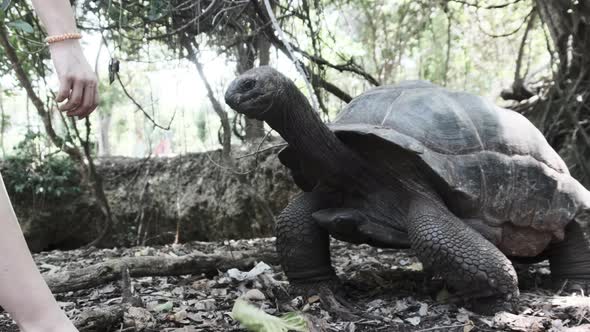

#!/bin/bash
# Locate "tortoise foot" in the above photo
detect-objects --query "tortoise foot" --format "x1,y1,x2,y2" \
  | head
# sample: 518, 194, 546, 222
448, 288, 518, 315
468, 295, 518, 315
289, 280, 368, 321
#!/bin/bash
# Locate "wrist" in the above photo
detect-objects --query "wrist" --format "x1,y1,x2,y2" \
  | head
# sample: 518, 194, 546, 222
45, 32, 82, 45
48, 39, 83, 54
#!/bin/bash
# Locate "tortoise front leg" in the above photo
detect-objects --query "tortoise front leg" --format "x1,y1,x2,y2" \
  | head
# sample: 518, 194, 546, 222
275, 192, 361, 320
407, 197, 519, 314
276, 192, 335, 282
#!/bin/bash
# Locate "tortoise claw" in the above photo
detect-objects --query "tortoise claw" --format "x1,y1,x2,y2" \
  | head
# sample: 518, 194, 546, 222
447, 288, 518, 315
468, 296, 518, 315
318, 286, 360, 321
289, 280, 377, 321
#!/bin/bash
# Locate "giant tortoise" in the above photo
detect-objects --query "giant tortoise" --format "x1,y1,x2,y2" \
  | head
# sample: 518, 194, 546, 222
224, 66, 590, 314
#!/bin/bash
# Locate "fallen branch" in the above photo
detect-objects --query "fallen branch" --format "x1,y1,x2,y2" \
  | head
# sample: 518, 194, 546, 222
74, 304, 125, 332
44, 248, 278, 293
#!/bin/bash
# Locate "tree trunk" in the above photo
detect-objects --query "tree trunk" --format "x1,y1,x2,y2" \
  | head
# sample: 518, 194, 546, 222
258, 35, 271, 67
531, 0, 590, 185
183, 40, 232, 160
98, 112, 112, 156
536, 0, 590, 82
237, 39, 265, 141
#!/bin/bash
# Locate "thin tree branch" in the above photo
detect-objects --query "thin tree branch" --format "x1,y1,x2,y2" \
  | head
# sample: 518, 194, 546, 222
250, 0, 354, 103
476, 7, 534, 38
262, 0, 319, 112
449, 0, 522, 10
292, 45, 380, 86
115, 73, 176, 130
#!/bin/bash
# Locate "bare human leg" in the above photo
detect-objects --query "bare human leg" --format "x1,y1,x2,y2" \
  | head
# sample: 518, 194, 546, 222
0, 175, 77, 332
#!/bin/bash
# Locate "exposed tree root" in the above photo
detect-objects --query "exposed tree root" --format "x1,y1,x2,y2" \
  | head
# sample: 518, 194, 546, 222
44, 248, 278, 293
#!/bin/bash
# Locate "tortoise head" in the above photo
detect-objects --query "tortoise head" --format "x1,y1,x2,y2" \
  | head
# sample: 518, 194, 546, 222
225, 66, 368, 188
224, 66, 293, 122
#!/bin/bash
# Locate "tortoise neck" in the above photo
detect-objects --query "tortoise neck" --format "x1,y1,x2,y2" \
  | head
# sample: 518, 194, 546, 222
266, 86, 368, 187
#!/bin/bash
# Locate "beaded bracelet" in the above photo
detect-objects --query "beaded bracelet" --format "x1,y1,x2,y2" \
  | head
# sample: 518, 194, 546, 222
44, 32, 82, 44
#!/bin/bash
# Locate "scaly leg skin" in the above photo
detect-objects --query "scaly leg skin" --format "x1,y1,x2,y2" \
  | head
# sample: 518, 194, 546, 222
549, 219, 590, 294
408, 197, 519, 315
275, 192, 360, 320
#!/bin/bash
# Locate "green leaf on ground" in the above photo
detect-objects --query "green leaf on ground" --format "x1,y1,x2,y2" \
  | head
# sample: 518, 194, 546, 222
231, 298, 309, 332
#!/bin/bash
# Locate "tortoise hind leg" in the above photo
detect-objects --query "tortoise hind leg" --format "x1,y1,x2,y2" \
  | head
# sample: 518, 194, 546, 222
407, 197, 519, 314
548, 219, 590, 294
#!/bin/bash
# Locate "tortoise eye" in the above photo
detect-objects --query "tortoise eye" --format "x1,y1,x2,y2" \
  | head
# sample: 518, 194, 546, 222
240, 79, 256, 91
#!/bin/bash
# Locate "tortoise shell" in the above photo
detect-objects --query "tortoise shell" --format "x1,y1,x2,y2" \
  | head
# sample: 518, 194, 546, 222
279, 80, 590, 255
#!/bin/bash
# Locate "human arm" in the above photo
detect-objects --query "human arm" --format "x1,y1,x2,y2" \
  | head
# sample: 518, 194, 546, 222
30, 0, 98, 117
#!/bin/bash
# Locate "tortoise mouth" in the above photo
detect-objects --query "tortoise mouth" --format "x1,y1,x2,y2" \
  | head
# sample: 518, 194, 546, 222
230, 94, 275, 121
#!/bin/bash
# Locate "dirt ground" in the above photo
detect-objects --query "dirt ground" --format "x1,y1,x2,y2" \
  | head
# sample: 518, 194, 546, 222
1, 238, 589, 331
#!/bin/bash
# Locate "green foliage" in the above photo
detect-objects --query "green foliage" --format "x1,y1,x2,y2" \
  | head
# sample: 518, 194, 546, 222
0, 1, 51, 79
1, 0, 11, 11
148, 0, 170, 21
1, 132, 81, 202
7, 20, 33, 33
231, 298, 309, 332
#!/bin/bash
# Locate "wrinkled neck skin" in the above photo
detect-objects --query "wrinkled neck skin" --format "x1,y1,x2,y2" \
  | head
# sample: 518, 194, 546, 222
265, 85, 374, 192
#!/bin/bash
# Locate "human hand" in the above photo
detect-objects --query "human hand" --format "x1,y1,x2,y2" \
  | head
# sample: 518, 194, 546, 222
49, 40, 99, 118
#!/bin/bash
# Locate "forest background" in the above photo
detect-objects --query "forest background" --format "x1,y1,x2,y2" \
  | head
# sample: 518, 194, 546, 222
0, 0, 587, 251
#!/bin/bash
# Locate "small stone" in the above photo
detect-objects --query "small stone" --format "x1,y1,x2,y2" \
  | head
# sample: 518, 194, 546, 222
124, 307, 156, 330
367, 299, 384, 308
210, 288, 227, 297
394, 300, 409, 313
146, 300, 160, 311
307, 295, 320, 304
406, 316, 421, 326
407, 262, 423, 271
418, 303, 428, 316
194, 299, 216, 311
346, 322, 356, 332
100, 284, 117, 294
243, 289, 266, 301
191, 279, 208, 290
493, 312, 547, 332
456, 312, 470, 323
290, 296, 304, 307
216, 277, 231, 286
172, 287, 184, 296
168, 309, 188, 323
